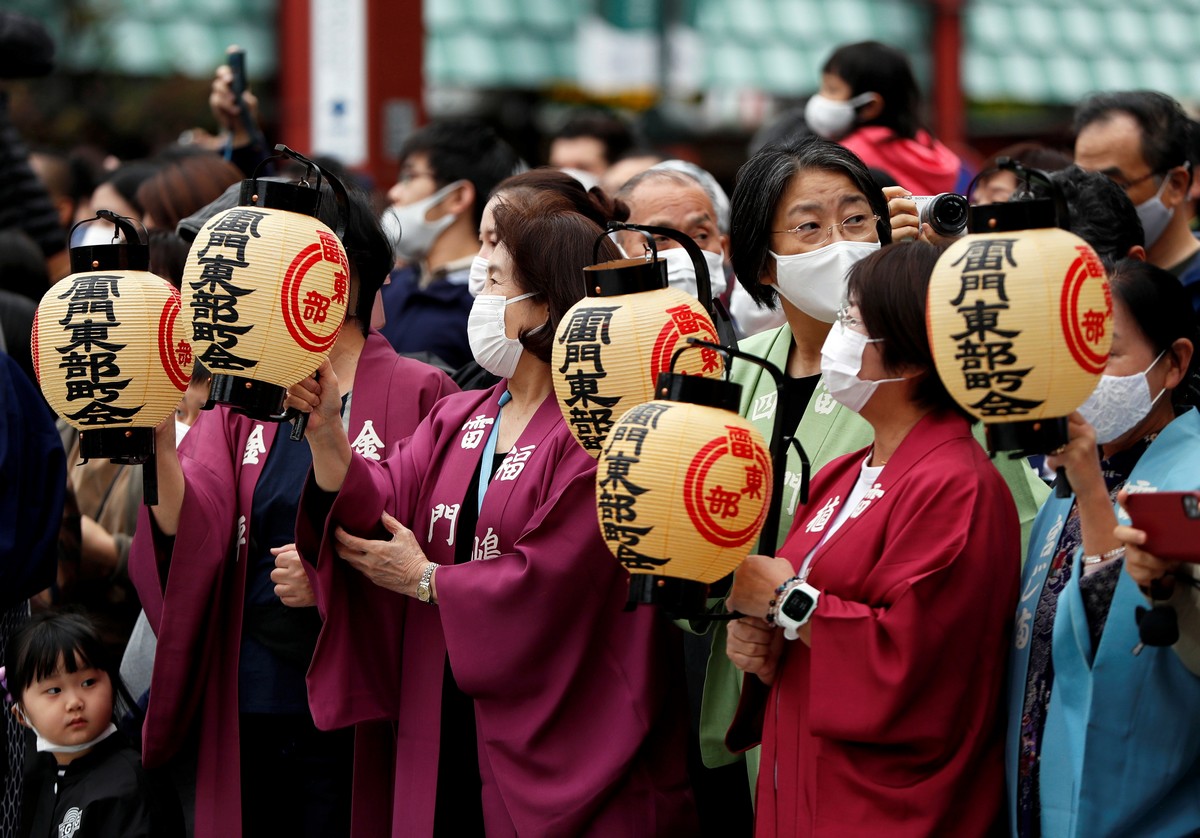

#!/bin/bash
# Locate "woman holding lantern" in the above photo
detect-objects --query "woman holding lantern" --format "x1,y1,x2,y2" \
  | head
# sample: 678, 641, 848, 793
127, 183, 456, 838
725, 242, 1020, 836
286, 197, 696, 836
696, 136, 1048, 794
1007, 259, 1200, 837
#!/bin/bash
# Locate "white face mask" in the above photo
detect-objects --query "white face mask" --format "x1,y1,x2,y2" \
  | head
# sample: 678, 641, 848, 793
804, 92, 876, 141
381, 180, 467, 263
1078, 350, 1167, 444
467, 292, 542, 378
467, 254, 489, 297
15, 704, 118, 756
771, 240, 879, 323
1135, 176, 1173, 249
820, 320, 906, 413
659, 247, 728, 301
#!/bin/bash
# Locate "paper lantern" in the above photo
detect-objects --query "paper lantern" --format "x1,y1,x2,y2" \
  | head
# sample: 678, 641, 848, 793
180, 151, 349, 421
553, 253, 725, 457
927, 228, 1112, 453
598, 373, 772, 614
33, 213, 192, 467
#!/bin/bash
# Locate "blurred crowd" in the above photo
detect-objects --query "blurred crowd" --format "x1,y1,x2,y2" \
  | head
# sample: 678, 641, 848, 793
3, 9, 1200, 838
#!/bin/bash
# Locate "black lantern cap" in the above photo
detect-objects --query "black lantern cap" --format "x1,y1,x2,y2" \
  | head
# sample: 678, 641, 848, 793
68, 210, 150, 273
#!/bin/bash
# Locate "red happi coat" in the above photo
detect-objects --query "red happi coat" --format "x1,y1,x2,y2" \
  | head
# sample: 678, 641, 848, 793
732, 410, 1018, 837
297, 384, 697, 838
127, 332, 455, 838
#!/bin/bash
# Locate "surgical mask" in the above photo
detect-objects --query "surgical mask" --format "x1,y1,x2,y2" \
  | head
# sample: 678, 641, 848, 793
1135, 176, 1173, 249
467, 254, 489, 297
771, 240, 879, 323
381, 180, 466, 262
1078, 350, 1167, 444
467, 292, 542, 379
820, 320, 906, 413
660, 247, 728, 301
804, 92, 876, 141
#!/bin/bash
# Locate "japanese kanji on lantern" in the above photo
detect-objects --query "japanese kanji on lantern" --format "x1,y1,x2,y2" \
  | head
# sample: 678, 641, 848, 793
34, 211, 193, 502
927, 228, 1112, 455
552, 228, 725, 457
181, 145, 350, 424
598, 371, 772, 615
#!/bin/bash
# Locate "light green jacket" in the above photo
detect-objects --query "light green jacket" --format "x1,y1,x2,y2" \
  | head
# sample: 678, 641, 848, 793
698, 325, 1051, 787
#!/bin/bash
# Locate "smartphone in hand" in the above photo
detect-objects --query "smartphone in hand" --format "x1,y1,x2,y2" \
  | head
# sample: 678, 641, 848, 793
1123, 491, 1200, 563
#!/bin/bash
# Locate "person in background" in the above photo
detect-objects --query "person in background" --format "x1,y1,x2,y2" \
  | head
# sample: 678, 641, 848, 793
548, 109, 635, 180
1007, 259, 1200, 837
725, 243, 1019, 836
598, 148, 662, 196
970, 142, 1072, 205
1074, 90, 1200, 305
378, 120, 521, 370
805, 40, 962, 196
136, 152, 243, 233
615, 167, 728, 302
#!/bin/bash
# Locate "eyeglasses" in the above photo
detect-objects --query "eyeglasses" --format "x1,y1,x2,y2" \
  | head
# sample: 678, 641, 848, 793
837, 305, 883, 342
773, 214, 880, 249
397, 169, 438, 185
1100, 169, 1160, 192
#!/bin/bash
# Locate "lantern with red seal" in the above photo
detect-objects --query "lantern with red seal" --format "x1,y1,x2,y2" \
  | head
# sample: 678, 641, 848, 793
597, 354, 774, 615
552, 224, 731, 457
33, 211, 192, 503
927, 227, 1112, 469
180, 145, 351, 433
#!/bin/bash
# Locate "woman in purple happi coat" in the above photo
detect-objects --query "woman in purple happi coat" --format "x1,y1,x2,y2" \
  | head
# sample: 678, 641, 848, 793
288, 194, 697, 837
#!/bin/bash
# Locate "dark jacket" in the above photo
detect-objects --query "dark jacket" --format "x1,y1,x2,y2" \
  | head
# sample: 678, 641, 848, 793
21, 733, 184, 838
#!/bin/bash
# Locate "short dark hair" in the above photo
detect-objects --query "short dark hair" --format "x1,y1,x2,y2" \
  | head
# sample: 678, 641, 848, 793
398, 120, 522, 227
491, 198, 620, 364
730, 136, 891, 310
848, 242, 971, 420
1108, 258, 1200, 408
823, 41, 922, 140
1074, 91, 1195, 182
1027, 167, 1144, 268
493, 168, 629, 229
6, 611, 137, 721
554, 111, 635, 166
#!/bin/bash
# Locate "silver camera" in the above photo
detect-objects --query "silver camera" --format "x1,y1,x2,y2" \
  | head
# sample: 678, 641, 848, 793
910, 193, 969, 238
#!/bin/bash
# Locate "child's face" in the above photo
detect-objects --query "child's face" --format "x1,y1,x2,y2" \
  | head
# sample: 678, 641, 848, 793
12, 654, 113, 759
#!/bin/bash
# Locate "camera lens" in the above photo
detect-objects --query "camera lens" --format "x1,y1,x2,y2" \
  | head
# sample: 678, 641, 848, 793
925, 194, 968, 237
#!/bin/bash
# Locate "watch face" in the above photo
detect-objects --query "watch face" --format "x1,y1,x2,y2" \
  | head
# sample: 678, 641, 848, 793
416, 586, 430, 603
781, 589, 815, 622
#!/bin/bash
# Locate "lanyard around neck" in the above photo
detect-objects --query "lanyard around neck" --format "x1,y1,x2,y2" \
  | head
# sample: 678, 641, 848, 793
477, 390, 512, 513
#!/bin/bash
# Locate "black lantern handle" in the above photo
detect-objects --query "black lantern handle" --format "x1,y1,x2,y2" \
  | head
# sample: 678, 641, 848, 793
592, 224, 657, 265
69, 210, 148, 247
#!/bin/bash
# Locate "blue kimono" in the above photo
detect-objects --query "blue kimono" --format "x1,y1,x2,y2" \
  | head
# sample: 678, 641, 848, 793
1007, 408, 1200, 837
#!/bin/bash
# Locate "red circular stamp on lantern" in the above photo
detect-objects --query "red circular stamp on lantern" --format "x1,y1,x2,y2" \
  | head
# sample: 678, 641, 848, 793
682, 429, 771, 549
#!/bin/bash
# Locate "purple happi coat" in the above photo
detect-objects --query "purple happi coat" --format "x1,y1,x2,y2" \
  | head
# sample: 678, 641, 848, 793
297, 384, 697, 837
127, 332, 456, 838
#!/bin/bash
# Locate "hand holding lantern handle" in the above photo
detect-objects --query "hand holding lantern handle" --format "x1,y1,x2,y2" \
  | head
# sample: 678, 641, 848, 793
284, 358, 352, 492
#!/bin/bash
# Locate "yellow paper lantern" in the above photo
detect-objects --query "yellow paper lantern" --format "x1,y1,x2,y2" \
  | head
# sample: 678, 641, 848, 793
553, 254, 725, 457
598, 373, 772, 613
927, 228, 1112, 452
181, 159, 349, 420
34, 220, 192, 464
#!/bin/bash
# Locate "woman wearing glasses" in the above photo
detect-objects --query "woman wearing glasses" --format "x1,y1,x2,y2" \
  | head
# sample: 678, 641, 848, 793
725, 243, 1020, 835
692, 138, 1046, 806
